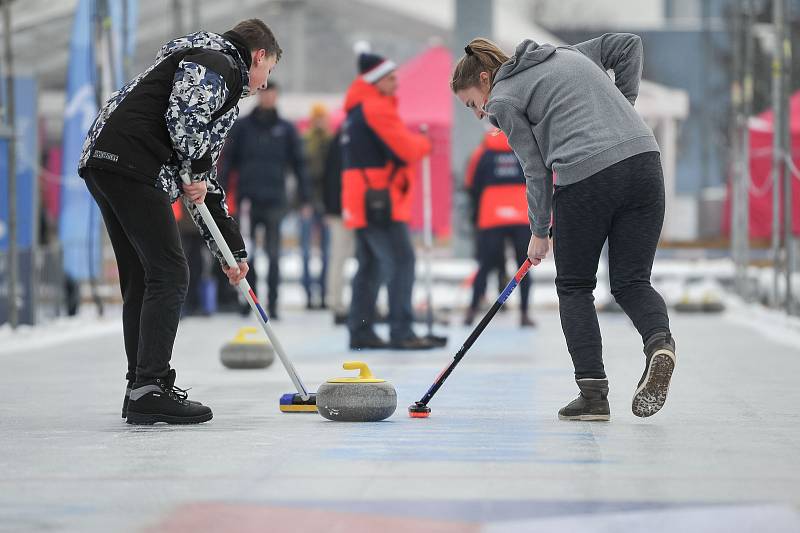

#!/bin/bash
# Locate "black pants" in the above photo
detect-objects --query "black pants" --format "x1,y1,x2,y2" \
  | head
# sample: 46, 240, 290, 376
181, 231, 207, 316
84, 168, 188, 382
553, 151, 670, 380
470, 225, 531, 313
245, 205, 284, 312
348, 222, 416, 342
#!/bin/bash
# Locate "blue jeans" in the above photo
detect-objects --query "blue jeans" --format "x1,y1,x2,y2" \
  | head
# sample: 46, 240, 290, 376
348, 222, 416, 342
300, 210, 330, 303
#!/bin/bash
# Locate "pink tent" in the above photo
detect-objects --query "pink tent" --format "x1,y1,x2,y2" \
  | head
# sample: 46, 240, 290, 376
396, 45, 453, 237
723, 92, 800, 238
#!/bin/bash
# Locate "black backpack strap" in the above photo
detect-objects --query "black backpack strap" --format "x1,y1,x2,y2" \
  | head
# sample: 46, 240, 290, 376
360, 161, 398, 189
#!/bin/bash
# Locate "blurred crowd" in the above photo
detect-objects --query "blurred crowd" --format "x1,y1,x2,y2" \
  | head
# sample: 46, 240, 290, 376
177, 48, 534, 350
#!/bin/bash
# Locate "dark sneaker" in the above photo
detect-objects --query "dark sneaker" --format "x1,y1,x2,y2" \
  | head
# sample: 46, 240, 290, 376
126, 370, 212, 425
632, 332, 676, 418
389, 335, 438, 351
349, 332, 389, 350
520, 313, 536, 328
558, 378, 611, 421
122, 371, 202, 419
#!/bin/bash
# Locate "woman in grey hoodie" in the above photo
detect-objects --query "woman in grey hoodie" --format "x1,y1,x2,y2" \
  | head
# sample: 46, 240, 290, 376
451, 34, 676, 421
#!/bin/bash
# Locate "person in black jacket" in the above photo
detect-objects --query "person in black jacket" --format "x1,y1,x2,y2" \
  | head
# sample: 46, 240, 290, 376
79, 19, 281, 425
220, 81, 309, 319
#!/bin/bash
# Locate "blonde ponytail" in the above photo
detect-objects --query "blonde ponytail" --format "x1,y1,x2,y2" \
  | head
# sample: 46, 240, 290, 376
450, 37, 510, 93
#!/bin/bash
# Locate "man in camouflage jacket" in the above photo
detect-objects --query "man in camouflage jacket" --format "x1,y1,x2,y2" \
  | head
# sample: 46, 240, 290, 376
78, 19, 281, 425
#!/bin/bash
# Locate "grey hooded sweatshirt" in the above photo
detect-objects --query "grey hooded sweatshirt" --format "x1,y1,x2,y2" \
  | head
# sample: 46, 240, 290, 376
486, 33, 659, 237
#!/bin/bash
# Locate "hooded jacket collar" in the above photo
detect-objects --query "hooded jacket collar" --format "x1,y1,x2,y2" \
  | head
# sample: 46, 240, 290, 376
492, 39, 557, 88
156, 31, 251, 98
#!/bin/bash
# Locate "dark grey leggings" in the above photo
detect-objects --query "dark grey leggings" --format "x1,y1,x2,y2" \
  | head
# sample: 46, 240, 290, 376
553, 151, 670, 379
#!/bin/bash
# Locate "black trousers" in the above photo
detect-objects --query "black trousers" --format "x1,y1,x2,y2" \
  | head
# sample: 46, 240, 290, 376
553, 151, 670, 380
470, 225, 531, 313
180, 230, 208, 316
84, 168, 188, 382
244, 205, 284, 311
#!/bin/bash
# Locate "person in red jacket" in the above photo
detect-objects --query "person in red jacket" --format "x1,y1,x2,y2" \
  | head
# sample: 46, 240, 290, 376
464, 130, 535, 328
341, 50, 435, 350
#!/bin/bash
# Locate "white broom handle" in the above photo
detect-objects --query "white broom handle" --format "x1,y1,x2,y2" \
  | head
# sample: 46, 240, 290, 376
420, 125, 434, 331
183, 175, 310, 400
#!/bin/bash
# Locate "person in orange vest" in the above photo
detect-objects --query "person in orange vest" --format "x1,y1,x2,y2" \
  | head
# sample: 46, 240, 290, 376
341, 49, 436, 350
464, 130, 535, 328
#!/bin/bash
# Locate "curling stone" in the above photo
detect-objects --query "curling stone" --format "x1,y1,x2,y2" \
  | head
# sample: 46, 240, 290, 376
220, 327, 275, 369
317, 361, 396, 422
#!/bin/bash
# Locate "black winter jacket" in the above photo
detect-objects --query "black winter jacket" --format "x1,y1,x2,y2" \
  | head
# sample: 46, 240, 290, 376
79, 30, 251, 263
220, 108, 309, 208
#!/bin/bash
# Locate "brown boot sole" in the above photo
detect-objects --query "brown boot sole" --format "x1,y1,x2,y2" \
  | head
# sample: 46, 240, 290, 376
632, 350, 676, 418
558, 413, 610, 421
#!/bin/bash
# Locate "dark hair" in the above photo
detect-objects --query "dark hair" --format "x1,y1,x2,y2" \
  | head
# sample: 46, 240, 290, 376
450, 37, 509, 93
232, 19, 282, 61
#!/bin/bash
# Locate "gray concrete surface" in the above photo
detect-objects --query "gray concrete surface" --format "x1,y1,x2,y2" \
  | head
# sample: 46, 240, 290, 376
1, 306, 800, 532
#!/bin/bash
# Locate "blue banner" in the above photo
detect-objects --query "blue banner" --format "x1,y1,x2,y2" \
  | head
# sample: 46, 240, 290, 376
0, 75, 39, 325
124, 0, 139, 62
107, 0, 124, 89
59, 0, 101, 281
0, 76, 38, 251
108, 0, 138, 88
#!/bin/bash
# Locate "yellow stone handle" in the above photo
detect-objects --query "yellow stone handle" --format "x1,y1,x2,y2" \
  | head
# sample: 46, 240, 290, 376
342, 361, 375, 380
234, 326, 259, 343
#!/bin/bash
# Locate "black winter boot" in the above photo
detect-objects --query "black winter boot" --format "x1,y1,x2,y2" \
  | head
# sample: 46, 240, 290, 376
122, 370, 202, 419
558, 378, 611, 421
632, 332, 676, 418
126, 370, 212, 425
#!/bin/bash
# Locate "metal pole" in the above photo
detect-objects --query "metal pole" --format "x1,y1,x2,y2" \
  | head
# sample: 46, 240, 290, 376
742, 0, 754, 299
3, 0, 17, 329
772, 0, 785, 307
121, 0, 130, 82
189, 0, 200, 31
701, 0, 711, 190
731, 2, 743, 296
783, 4, 794, 314
171, 0, 183, 37
420, 126, 434, 336
452, 0, 493, 257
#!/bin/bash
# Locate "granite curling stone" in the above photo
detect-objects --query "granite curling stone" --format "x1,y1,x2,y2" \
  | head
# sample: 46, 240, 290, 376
220, 327, 275, 369
317, 361, 397, 422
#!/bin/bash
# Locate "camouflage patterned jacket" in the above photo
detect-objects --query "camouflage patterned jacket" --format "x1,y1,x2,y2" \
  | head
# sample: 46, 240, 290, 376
79, 30, 252, 263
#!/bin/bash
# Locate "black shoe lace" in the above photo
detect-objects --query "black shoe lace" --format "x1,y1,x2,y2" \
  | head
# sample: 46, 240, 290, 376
167, 384, 191, 401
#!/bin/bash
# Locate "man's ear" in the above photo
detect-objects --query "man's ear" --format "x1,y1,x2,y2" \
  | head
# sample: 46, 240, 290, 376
251, 49, 266, 66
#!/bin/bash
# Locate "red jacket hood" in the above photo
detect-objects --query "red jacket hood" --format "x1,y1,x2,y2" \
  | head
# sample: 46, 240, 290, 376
344, 76, 398, 112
